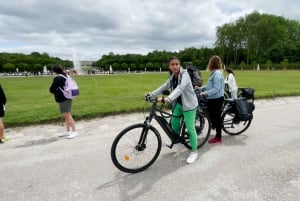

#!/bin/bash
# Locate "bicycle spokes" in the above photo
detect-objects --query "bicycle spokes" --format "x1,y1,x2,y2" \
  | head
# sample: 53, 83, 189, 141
111, 124, 162, 173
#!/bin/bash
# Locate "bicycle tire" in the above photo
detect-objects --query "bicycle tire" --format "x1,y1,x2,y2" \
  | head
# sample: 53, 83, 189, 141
182, 111, 211, 149
221, 108, 252, 135
111, 123, 162, 173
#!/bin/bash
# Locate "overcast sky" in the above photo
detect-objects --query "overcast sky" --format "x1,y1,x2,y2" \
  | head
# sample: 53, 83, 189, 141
0, 0, 299, 61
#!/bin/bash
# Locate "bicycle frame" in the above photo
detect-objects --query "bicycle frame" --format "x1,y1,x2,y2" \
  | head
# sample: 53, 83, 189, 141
140, 99, 181, 147
111, 96, 212, 173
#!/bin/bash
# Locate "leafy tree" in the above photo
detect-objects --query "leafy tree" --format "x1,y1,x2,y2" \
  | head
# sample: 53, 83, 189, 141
16, 63, 29, 72
280, 58, 289, 70
3, 63, 15, 72
239, 61, 246, 70
130, 63, 137, 71
0, 52, 72, 73
215, 11, 300, 66
266, 60, 272, 71
145, 62, 154, 71
121, 63, 128, 71
33, 64, 42, 72
138, 63, 144, 71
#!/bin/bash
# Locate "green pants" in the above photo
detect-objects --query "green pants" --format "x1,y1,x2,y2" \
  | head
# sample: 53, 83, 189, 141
171, 103, 197, 151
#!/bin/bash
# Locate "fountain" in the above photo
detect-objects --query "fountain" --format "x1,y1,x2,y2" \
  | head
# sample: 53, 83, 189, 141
72, 49, 82, 75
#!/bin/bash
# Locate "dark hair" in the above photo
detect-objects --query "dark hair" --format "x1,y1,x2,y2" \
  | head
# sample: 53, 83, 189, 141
168, 56, 180, 75
225, 68, 234, 75
52, 64, 66, 76
168, 56, 180, 65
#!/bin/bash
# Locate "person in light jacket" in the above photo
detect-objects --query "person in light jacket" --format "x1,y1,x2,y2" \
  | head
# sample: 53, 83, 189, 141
146, 56, 198, 164
200, 56, 225, 144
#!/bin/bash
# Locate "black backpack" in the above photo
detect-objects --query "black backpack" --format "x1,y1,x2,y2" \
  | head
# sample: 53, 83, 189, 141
187, 67, 203, 87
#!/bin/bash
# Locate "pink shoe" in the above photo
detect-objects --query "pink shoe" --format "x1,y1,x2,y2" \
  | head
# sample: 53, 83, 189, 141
208, 137, 222, 144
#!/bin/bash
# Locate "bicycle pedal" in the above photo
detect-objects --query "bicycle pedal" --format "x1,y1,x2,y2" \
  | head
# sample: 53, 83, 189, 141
164, 141, 173, 148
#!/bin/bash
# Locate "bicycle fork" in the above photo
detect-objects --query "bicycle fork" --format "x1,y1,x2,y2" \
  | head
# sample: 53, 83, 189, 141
134, 118, 152, 151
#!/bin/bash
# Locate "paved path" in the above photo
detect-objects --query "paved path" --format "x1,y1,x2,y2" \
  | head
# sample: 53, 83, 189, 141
1, 97, 300, 201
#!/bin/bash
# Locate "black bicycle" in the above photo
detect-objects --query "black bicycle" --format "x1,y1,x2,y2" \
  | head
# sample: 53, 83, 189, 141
196, 87, 255, 136
111, 93, 211, 173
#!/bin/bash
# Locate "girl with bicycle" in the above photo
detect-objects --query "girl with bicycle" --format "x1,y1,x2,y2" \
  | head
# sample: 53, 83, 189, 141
146, 56, 199, 164
200, 55, 225, 144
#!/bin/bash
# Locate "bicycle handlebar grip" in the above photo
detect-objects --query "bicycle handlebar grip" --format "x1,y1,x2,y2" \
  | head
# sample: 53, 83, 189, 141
145, 94, 151, 101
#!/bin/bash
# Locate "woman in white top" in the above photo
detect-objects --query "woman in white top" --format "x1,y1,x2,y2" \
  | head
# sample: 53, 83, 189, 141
224, 68, 238, 99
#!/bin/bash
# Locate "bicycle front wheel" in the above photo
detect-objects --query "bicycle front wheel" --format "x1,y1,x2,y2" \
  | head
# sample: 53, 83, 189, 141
111, 123, 162, 173
182, 111, 211, 149
222, 108, 252, 135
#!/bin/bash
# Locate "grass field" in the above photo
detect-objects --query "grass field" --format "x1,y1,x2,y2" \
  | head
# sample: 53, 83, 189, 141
1, 70, 300, 127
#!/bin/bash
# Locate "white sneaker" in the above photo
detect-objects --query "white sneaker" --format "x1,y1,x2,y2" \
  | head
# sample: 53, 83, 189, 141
67, 132, 78, 139
58, 131, 71, 137
186, 151, 198, 164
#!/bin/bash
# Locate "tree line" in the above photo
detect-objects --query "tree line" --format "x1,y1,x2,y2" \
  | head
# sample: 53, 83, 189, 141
93, 12, 300, 71
0, 52, 72, 74
1, 11, 299, 73
215, 11, 300, 70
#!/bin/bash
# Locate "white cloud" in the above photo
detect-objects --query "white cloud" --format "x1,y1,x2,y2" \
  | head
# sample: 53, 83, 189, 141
0, 0, 299, 61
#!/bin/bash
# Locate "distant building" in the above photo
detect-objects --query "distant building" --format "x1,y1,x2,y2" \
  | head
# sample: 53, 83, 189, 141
80, 61, 93, 67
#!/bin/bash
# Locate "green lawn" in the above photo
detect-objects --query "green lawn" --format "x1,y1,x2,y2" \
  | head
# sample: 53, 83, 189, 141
1, 70, 300, 127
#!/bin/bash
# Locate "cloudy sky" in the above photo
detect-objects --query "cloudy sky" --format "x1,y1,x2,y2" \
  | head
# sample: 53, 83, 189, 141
1, 0, 299, 61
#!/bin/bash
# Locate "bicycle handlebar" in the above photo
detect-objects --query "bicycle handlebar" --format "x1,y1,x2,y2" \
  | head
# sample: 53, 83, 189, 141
145, 94, 157, 102
194, 88, 208, 104
144, 94, 176, 119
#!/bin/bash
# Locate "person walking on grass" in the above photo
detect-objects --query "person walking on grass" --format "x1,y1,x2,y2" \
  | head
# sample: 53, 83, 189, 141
200, 56, 225, 144
145, 56, 198, 164
0, 84, 8, 144
50, 64, 78, 139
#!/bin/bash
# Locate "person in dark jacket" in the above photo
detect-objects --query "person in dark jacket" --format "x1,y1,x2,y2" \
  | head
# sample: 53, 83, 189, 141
0, 84, 8, 143
50, 64, 78, 139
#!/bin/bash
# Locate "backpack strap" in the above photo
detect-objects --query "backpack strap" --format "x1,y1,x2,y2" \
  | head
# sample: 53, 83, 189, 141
57, 74, 68, 80
57, 74, 68, 91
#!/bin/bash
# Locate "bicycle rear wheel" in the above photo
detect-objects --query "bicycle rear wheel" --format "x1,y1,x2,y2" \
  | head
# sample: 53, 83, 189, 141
222, 108, 252, 135
111, 123, 162, 173
182, 111, 211, 149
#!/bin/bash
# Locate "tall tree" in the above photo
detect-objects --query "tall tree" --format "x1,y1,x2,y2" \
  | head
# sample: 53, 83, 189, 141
215, 11, 300, 67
